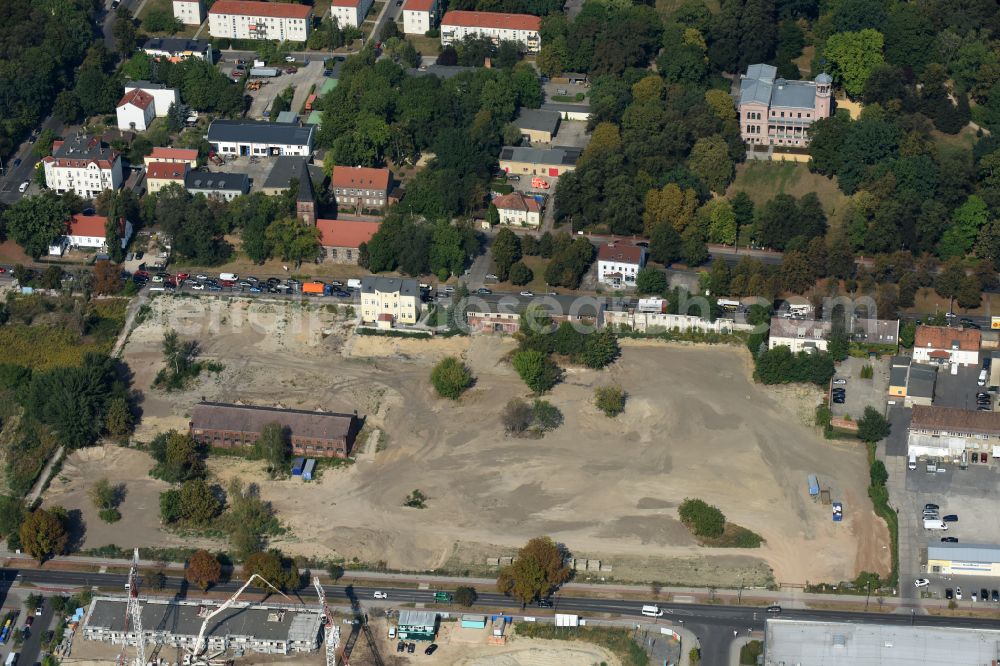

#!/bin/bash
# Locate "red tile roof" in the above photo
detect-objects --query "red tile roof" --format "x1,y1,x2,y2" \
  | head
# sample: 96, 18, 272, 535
441, 10, 541, 31
915, 325, 981, 352
146, 162, 189, 180
598, 243, 644, 265
405, 0, 435, 11
330, 0, 362, 6
149, 147, 198, 161
117, 89, 154, 111
209, 0, 312, 19
493, 192, 540, 213
68, 215, 108, 239
316, 218, 381, 249
331, 166, 390, 191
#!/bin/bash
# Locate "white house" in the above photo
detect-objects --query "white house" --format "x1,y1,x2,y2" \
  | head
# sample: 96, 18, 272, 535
767, 317, 831, 354
207, 120, 314, 157
116, 89, 155, 132
912, 325, 981, 367
49, 214, 133, 256
142, 37, 214, 64
208, 0, 312, 41
172, 0, 204, 25
403, 0, 437, 34
597, 242, 645, 288
330, 0, 373, 29
440, 10, 541, 53
144, 147, 199, 168
185, 171, 250, 202
124, 82, 180, 118
492, 192, 540, 227
42, 135, 124, 199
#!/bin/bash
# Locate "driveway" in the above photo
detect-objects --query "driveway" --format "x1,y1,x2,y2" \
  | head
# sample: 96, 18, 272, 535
934, 364, 984, 410
830, 356, 889, 421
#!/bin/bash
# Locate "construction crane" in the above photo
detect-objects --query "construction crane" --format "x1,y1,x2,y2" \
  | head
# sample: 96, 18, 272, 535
313, 577, 341, 666
116, 548, 145, 666
186, 574, 289, 664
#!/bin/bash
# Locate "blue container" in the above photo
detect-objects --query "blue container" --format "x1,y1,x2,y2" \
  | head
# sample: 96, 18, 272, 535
302, 458, 316, 481
291, 457, 305, 475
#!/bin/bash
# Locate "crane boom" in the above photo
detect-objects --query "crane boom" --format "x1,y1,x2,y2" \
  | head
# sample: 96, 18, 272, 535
189, 574, 289, 658
313, 577, 339, 666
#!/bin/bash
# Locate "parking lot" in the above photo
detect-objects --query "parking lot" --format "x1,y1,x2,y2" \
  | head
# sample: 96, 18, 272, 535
830, 355, 889, 420
934, 363, 989, 411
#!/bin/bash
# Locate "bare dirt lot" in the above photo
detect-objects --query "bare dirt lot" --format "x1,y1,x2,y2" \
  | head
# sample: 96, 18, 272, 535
100, 296, 889, 586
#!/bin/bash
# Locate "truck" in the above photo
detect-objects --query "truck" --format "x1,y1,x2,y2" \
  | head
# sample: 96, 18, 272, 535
531, 177, 550, 189
250, 67, 280, 78
253, 59, 265, 68
433, 592, 453, 603
347, 278, 362, 290
637, 298, 667, 314
302, 282, 334, 296
219, 272, 239, 282
924, 518, 948, 530
807, 474, 820, 498
305, 94, 317, 111
5, 651, 17, 666
716, 298, 741, 311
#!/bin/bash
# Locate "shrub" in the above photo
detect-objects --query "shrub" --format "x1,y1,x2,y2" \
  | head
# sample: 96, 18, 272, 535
594, 385, 626, 417
98, 508, 121, 523
509, 261, 533, 285
678, 498, 726, 538
502, 398, 533, 434
404, 489, 427, 509
512, 349, 561, 393
430, 356, 473, 399
531, 400, 563, 431
455, 585, 477, 607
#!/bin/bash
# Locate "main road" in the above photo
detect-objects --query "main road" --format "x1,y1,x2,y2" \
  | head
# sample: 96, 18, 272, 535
5, 567, 999, 665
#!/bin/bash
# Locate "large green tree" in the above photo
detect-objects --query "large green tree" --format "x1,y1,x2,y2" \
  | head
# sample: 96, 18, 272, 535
3, 192, 70, 259
496, 537, 570, 605
824, 29, 885, 98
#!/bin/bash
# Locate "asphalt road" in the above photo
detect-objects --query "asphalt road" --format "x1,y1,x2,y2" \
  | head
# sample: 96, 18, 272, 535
17, 597, 54, 666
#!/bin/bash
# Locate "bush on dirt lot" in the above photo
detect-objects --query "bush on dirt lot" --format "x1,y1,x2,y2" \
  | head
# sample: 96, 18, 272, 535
679, 498, 726, 538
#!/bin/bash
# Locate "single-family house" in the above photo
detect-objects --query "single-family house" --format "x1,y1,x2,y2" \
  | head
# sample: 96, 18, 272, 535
316, 218, 380, 264
116, 89, 155, 132
360, 276, 420, 325
737, 63, 833, 148
331, 166, 390, 213
912, 325, 981, 367
597, 242, 645, 288
207, 120, 314, 157
146, 162, 190, 194
124, 82, 180, 118
49, 214, 133, 256
514, 108, 560, 143
492, 192, 541, 227
184, 171, 250, 201
145, 147, 199, 168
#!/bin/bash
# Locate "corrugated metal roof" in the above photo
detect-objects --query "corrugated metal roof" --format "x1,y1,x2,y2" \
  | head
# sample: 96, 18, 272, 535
928, 542, 1000, 563
207, 120, 314, 147
399, 610, 439, 627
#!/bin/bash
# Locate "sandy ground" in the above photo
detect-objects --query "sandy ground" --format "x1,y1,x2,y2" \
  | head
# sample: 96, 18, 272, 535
105, 296, 889, 586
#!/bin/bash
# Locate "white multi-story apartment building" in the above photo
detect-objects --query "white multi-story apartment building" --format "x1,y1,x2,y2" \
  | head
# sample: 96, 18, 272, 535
492, 192, 541, 227
440, 10, 541, 53
124, 82, 180, 118
42, 135, 124, 199
172, 0, 204, 25
208, 0, 312, 41
330, 0, 373, 29
403, 0, 437, 34
597, 242, 646, 289
116, 89, 155, 132
361, 277, 420, 326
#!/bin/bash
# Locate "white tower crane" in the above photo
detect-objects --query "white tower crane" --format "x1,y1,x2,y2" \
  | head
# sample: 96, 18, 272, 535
116, 548, 145, 666
313, 576, 340, 666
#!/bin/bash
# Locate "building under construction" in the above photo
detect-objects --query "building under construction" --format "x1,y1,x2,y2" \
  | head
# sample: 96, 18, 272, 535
83, 597, 323, 656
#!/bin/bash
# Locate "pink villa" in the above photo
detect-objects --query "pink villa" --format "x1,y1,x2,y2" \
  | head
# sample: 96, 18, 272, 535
737, 64, 832, 148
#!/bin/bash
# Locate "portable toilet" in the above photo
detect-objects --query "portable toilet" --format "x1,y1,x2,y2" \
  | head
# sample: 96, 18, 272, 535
302, 459, 316, 481
292, 457, 305, 475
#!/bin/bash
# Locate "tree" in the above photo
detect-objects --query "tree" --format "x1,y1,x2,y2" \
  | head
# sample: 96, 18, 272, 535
185, 550, 222, 591
265, 218, 320, 266
455, 585, 478, 607
104, 396, 133, 441
89, 478, 123, 520
935, 259, 966, 302
824, 29, 885, 98
857, 406, 891, 443
430, 356, 473, 399
649, 221, 682, 265
179, 479, 223, 526
681, 227, 710, 266
92, 260, 123, 295
502, 398, 533, 435
496, 537, 570, 605
254, 423, 290, 472
512, 350, 561, 393
112, 11, 138, 57
531, 400, 563, 432
635, 266, 667, 295
150, 431, 205, 483
687, 135, 734, 194
957, 274, 983, 310
19, 508, 68, 563
144, 570, 167, 591
491, 228, 522, 281
594, 384, 626, 417
678, 498, 725, 538
509, 261, 533, 285
2, 192, 70, 258
24, 353, 119, 450
243, 550, 300, 591
579, 330, 620, 369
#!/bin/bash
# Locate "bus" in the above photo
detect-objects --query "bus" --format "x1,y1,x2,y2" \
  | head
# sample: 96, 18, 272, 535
0, 617, 13, 644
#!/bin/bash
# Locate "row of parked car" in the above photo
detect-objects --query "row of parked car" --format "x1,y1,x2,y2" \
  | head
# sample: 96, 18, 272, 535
944, 587, 999, 602
396, 641, 437, 655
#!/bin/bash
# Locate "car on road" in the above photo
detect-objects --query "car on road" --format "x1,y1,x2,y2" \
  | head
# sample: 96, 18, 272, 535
914, 578, 929, 588
476, 288, 492, 295
191, 283, 205, 290
373, 591, 387, 599
945, 588, 954, 599
33, 608, 42, 617
12, 158, 21, 167
285, 56, 296, 62
945, 311, 957, 319
941, 536, 959, 542
18, 181, 29, 193
0, 267, 6, 273
424, 644, 438, 655
537, 598, 553, 608
833, 378, 847, 385
943, 514, 959, 522
766, 605, 781, 613
520, 291, 534, 296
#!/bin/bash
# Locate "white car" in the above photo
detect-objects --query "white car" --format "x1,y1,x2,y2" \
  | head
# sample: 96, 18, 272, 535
195, 274, 208, 280
191, 283, 205, 290
956, 587, 963, 599
19, 181, 29, 193
520, 291, 534, 297
373, 591, 387, 600
914, 578, 929, 588
285, 56, 296, 62
833, 379, 847, 385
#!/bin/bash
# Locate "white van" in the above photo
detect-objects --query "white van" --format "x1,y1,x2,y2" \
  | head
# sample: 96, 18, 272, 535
347, 278, 362, 290
979, 369, 988, 387
219, 272, 239, 282
640, 605, 664, 617
924, 519, 948, 530
908, 453, 917, 470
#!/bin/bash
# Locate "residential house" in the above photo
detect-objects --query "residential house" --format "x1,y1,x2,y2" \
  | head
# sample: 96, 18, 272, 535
49, 214, 133, 256
466, 296, 600, 334
766, 317, 832, 354
208, 120, 314, 157
331, 166, 390, 213
597, 242, 646, 288
172, 0, 204, 25
912, 325, 981, 366
144, 147, 199, 168
261, 156, 318, 223
360, 276, 420, 326
207, 0, 312, 40
43, 134, 124, 199
499, 146, 580, 180
492, 192, 541, 227
124, 82, 180, 118
116, 89, 155, 132
141, 37, 214, 63
316, 218, 380, 264
330, 0, 373, 29
403, 0, 437, 34
145, 162, 190, 194
908, 405, 1000, 465
440, 11, 541, 53
541, 101, 591, 122
184, 171, 250, 201
514, 108, 560, 143
189, 401, 358, 458
737, 63, 833, 148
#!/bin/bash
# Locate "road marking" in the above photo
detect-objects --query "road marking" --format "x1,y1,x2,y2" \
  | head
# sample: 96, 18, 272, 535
672, 595, 695, 603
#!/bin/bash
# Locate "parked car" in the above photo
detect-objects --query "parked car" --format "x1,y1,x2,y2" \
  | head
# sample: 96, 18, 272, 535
833, 396, 846, 404
833, 378, 847, 385
945, 588, 953, 599
943, 514, 959, 522
191, 283, 205, 290
925, 503, 940, 510
443, 286, 455, 293
25, 617, 34, 627
973, 591, 978, 602
476, 288, 492, 295
407, 643, 415, 653
992, 590, 998, 602
18, 181, 29, 193
981, 588, 989, 601
914, 578, 930, 588
12, 158, 21, 167
424, 644, 438, 655
285, 56, 296, 62
373, 591, 388, 599
207, 285, 222, 292
34, 607, 42, 617
396, 641, 405, 652
507, 174, 520, 182
955, 587, 962, 600
248, 286, 262, 293
333, 290, 351, 298
766, 605, 782, 613
941, 536, 958, 543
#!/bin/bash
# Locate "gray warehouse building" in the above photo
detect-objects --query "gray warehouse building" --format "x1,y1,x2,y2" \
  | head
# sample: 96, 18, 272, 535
83, 597, 322, 656
765, 618, 1000, 665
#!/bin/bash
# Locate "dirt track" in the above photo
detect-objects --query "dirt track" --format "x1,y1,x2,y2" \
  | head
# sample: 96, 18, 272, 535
100, 297, 889, 586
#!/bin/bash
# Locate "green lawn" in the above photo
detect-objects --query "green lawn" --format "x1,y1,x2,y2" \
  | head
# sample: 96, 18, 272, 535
405, 34, 441, 55
137, 0, 200, 38
726, 161, 851, 231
